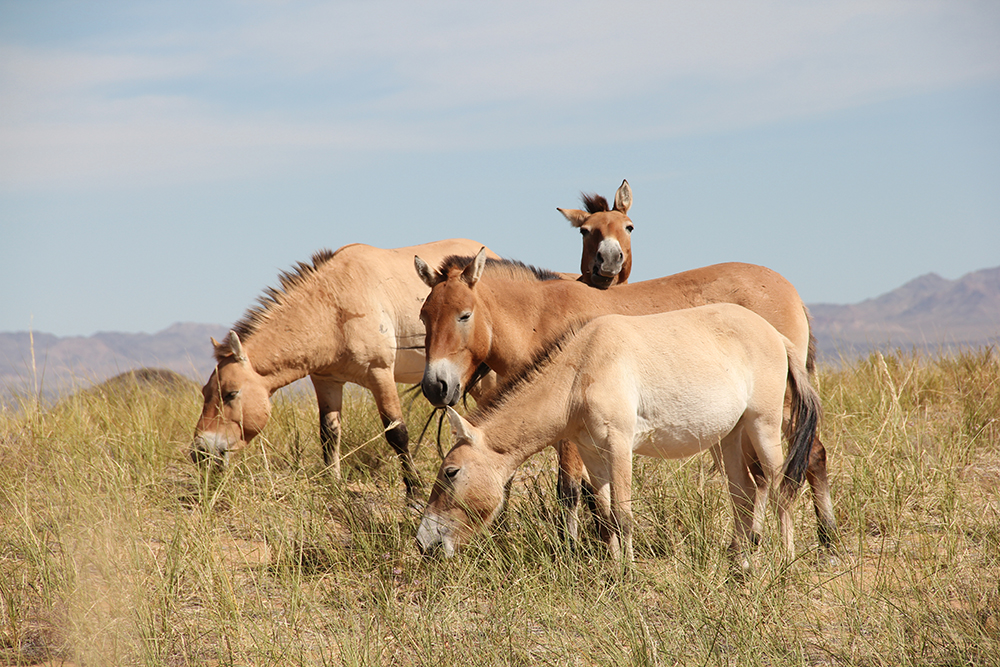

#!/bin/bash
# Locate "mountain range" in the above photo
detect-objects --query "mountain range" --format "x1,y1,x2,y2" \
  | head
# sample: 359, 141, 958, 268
0, 322, 227, 402
2, 267, 998, 402
808, 265, 1000, 361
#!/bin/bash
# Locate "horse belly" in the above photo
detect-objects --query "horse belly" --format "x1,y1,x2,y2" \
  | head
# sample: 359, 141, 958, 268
632, 394, 747, 460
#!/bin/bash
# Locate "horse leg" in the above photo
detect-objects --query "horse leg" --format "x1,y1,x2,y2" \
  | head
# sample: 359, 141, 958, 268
720, 430, 757, 573
311, 376, 344, 477
740, 434, 768, 547
806, 435, 838, 548
367, 369, 422, 500
573, 445, 619, 558
746, 413, 796, 558
556, 440, 584, 544
607, 439, 636, 564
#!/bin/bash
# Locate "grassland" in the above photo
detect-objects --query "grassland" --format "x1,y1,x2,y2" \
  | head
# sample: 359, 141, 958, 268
1, 348, 998, 666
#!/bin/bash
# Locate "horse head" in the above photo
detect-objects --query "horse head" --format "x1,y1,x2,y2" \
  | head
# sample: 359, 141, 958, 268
191, 331, 272, 469
414, 248, 492, 408
558, 179, 633, 289
416, 407, 507, 557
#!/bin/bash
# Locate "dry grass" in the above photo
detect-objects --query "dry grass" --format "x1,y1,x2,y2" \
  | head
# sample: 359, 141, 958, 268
1, 348, 998, 666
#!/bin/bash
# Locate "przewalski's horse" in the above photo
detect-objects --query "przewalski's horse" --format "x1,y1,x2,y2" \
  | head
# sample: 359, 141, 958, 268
191, 240, 499, 499
416, 305, 822, 562
413, 250, 837, 545
558, 180, 633, 289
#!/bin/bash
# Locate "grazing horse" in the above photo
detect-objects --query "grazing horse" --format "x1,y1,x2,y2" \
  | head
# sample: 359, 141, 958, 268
413, 250, 837, 545
416, 305, 821, 562
190, 239, 499, 499
558, 179, 633, 289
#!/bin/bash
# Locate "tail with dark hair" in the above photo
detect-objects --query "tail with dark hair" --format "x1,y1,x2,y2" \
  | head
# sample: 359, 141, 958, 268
804, 305, 817, 376
780, 340, 823, 498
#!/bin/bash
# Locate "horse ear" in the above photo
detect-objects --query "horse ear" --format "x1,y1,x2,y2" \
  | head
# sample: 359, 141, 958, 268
228, 330, 248, 363
558, 207, 589, 228
414, 255, 437, 288
614, 179, 632, 214
445, 407, 478, 444
461, 247, 487, 287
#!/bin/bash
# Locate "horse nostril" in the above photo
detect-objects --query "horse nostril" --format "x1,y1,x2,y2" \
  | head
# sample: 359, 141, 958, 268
422, 375, 451, 406
436, 378, 450, 401
418, 539, 446, 559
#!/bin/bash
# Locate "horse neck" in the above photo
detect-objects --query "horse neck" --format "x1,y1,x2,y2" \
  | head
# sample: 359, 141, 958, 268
240, 292, 346, 394
479, 277, 601, 378
475, 358, 577, 476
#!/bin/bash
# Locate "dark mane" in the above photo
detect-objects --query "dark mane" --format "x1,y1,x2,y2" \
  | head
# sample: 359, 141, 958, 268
582, 193, 610, 214
221, 249, 337, 357
435, 255, 562, 283
468, 322, 584, 425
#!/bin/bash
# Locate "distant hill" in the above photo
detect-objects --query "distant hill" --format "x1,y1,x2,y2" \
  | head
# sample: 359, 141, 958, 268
3, 266, 998, 402
0, 322, 227, 402
808, 266, 1000, 362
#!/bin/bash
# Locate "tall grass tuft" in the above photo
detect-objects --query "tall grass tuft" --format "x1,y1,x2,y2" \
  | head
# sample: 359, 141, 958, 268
1, 348, 998, 665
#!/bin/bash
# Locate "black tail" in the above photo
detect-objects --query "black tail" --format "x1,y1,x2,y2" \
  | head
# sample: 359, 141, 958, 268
781, 344, 822, 497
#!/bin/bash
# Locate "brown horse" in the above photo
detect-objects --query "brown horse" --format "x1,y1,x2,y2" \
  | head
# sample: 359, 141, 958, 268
416, 305, 821, 562
190, 239, 499, 498
413, 250, 837, 545
558, 179, 633, 288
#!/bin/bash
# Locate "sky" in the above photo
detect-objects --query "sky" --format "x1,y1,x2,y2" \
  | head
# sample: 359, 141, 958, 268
1, 0, 998, 338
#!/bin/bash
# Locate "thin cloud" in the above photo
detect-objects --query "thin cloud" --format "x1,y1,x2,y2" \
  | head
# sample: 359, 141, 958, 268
1, 0, 997, 189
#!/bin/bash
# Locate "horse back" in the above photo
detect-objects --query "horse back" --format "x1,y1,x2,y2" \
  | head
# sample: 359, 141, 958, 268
614, 262, 810, 366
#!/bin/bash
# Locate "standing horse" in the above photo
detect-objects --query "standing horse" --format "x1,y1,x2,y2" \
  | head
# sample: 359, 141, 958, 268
414, 250, 837, 545
190, 239, 499, 499
416, 305, 821, 562
558, 179, 633, 288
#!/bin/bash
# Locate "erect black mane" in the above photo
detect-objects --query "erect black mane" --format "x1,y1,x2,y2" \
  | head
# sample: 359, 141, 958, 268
582, 193, 610, 214
434, 255, 562, 283
219, 248, 337, 358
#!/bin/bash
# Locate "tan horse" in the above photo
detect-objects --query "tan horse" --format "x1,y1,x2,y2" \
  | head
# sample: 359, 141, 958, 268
191, 239, 499, 498
416, 305, 822, 562
558, 179, 633, 288
413, 250, 836, 545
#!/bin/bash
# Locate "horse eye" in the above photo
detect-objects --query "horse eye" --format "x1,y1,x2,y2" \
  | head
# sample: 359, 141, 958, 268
626, 225, 634, 233
223, 390, 240, 403
458, 311, 472, 323
579, 228, 591, 237
444, 466, 460, 481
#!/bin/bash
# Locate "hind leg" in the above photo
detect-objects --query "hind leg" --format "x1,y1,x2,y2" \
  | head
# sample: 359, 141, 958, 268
719, 430, 758, 571
741, 434, 768, 547
806, 435, 838, 548
745, 413, 796, 557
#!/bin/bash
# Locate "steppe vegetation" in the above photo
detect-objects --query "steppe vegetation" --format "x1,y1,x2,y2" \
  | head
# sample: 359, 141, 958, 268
1, 348, 998, 666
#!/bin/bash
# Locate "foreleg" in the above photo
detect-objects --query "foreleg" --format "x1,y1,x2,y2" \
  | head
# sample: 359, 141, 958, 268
311, 376, 345, 476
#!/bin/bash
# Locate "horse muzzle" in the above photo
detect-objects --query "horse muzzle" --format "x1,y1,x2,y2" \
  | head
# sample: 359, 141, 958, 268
589, 239, 624, 288
416, 512, 458, 558
421, 361, 463, 407
190, 432, 233, 469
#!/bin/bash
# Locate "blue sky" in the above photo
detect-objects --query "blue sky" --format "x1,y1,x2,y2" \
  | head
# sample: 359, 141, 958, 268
2, 0, 998, 337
